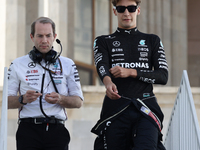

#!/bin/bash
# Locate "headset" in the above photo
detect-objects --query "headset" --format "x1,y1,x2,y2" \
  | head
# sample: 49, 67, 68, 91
29, 39, 62, 64
28, 39, 63, 119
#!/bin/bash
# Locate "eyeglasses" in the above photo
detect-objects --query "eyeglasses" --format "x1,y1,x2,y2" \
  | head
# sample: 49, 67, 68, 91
114, 5, 138, 13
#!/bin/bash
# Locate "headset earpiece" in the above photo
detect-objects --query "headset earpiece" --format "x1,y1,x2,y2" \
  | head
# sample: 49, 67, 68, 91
45, 50, 57, 64
29, 47, 43, 63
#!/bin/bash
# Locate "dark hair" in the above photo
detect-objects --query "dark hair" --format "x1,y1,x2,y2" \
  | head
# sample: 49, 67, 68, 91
31, 17, 56, 37
112, 0, 141, 6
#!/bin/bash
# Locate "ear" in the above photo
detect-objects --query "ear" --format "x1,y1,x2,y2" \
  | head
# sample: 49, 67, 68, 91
137, 6, 141, 15
53, 33, 57, 41
113, 8, 117, 16
30, 34, 34, 42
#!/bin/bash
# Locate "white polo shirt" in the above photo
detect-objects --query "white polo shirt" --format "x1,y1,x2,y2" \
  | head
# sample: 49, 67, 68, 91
8, 55, 84, 120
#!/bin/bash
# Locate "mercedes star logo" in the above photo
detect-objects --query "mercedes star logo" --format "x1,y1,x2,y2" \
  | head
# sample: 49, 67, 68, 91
113, 41, 121, 47
28, 62, 36, 68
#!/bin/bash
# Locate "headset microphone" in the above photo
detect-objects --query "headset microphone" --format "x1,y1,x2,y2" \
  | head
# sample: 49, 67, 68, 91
56, 39, 60, 44
56, 39, 62, 59
39, 39, 62, 119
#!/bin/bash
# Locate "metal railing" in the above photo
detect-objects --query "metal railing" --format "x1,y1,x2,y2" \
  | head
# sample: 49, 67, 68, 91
0, 67, 8, 150
164, 70, 200, 150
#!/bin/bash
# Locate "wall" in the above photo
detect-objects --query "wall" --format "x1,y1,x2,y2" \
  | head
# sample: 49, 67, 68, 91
188, 0, 200, 86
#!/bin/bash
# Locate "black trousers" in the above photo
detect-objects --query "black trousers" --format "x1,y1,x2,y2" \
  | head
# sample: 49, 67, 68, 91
16, 122, 70, 150
94, 104, 161, 150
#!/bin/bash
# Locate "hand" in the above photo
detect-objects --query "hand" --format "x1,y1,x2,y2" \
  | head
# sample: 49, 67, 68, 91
103, 76, 121, 100
105, 82, 121, 100
45, 92, 61, 104
23, 90, 42, 104
109, 66, 137, 78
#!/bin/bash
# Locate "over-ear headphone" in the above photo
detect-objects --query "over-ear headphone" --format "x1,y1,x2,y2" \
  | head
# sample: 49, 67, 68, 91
29, 46, 57, 64
29, 39, 62, 64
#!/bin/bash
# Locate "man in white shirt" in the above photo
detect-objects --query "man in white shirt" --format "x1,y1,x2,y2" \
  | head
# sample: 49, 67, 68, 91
8, 17, 84, 150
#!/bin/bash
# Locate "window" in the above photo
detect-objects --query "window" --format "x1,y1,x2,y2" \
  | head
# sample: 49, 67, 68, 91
74, 0, 115, 85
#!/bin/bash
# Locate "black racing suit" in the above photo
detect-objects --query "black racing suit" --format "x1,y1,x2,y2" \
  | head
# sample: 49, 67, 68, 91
91, 27, 168, 150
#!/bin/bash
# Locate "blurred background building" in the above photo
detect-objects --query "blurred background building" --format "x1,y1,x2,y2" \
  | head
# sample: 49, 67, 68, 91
0, 0, 200, 150
1, 0, 200, 87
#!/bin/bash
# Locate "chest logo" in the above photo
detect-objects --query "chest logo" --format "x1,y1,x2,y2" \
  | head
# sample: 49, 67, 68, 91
139, 40, 146, 46
28, 62, 36, 68
113, 41, 120, 47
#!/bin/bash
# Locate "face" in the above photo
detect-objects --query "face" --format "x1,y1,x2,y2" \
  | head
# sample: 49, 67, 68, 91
113, 0, 140, 29
30, 22, 57, 55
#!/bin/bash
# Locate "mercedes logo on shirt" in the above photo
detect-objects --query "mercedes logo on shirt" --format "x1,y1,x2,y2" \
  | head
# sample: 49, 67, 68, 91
113, 41, 121, 47
28, 62, 36, 68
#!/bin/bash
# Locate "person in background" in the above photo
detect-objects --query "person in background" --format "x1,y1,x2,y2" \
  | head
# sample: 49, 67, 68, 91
91, 0, 168, 149
8, 17, 84, 150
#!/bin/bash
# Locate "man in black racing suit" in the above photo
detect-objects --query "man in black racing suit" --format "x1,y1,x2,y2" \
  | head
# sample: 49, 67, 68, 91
91, 0, 168, 150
